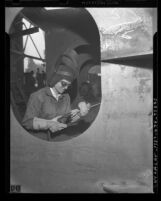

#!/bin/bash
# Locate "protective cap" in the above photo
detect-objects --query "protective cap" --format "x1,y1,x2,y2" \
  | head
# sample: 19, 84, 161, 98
48, 48, 79, 87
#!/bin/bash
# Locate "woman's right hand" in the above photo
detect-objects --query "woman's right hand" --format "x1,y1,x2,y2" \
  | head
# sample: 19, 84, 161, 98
33, 117, 67, 132
47, 119, 67, 133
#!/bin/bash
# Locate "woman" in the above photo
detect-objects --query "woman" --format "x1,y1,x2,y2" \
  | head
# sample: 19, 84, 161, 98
22, 48, 90, 135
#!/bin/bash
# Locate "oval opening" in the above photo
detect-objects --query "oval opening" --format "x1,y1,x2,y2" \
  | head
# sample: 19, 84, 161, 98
10, 7, 101, 141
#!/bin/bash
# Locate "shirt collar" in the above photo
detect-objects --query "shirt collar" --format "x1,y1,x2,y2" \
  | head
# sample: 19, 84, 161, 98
50, 87, 61, 101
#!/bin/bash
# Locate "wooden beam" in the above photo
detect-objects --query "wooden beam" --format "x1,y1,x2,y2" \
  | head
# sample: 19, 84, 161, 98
10, 27, 39, 38
10, 49, 46, 62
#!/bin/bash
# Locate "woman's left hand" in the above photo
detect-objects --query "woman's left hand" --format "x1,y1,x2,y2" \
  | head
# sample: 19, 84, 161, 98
70, 109, 81, 123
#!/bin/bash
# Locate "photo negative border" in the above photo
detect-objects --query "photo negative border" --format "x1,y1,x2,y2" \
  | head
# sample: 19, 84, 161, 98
4, 0, 159, 198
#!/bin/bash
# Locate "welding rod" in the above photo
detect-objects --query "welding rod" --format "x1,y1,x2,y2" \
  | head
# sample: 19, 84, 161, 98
57, 102, 101, 124
90, 102, 101, 108
71, 102, 101, 118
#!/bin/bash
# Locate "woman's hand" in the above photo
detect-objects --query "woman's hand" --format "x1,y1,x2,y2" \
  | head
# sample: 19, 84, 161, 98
33, 116, 67, 132
78, 102, 91, 116
70, 109, 81, 123
48, 121, 67, 133
48, 116, 67, 132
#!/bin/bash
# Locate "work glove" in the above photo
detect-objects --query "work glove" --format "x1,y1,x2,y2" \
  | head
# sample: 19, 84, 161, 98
78, 102, 91, 116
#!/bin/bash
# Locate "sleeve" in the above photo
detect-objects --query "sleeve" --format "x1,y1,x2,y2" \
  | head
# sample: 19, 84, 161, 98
76, 96, 85, 104
22, 94, 42, 130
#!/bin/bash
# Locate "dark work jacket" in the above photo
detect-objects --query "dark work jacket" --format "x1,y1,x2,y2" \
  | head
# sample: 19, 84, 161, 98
22, 87, 71, 130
